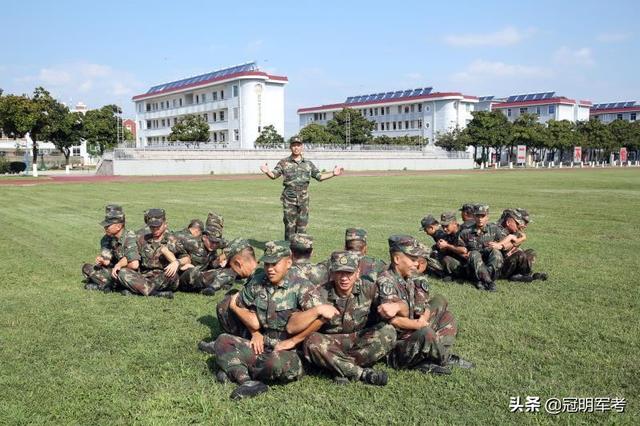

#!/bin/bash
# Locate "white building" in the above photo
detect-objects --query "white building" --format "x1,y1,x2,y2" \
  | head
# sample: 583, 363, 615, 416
132, 62, 287, 149
477, 92, 591, 123
297, 87, 478, 144
590, 101, 639, 123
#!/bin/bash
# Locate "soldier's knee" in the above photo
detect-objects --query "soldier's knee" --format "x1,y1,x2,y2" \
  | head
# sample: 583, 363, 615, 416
303, 332, 324, 352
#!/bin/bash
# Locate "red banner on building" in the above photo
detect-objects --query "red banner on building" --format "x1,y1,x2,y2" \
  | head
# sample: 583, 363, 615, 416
573, 146, 582, 163
620, 147, 628, 162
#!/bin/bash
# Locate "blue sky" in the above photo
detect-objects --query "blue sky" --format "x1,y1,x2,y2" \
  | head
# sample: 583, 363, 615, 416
2, 0, 638, 136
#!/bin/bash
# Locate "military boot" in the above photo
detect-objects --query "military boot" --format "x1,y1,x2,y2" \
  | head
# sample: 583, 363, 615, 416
151, 290, 174, 299
230, 380, 269, 400
415, 361, 451, 375
198, 340, 216, 354
447, 354, 475, 369
532, 272, 548, 281
359, 368, 388, 386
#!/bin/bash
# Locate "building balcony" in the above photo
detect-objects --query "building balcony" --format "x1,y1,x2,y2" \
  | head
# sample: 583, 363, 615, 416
138, 98, 239, 119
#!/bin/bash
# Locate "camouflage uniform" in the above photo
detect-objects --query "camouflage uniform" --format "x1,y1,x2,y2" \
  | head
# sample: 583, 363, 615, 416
303, 251, 397, 381
436, 212, 467, 278
498, 209, 536, 278
82, 205, 139, 291
419, 215, 446, 277
271, 153, 323, 240
213, 241, 320, 384
288, 233, 329, 286
457, 205, 507, 283
118, 209, 184, 296
344, 228, 387, 283
459, 203, 477, 231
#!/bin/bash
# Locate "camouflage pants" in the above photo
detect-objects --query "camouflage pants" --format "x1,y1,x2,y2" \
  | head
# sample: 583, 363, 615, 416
281, 190, 309, 241
178, 266, 236, 293
118, 268, 178, 296
216, 290, 250, 338
467, 249, 504, 282
388, 294, 458, 368
82, 263, 115, 290
440, 255, 466, 278
426, 253, 446, 277
213, 333, 303, 384
501, 249, 536, 278
303, 323, 397, 380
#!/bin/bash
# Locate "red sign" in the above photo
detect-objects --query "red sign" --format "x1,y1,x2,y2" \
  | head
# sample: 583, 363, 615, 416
573, 146, 582, 163
516, 145, 527, 164
620, 147, 627, 162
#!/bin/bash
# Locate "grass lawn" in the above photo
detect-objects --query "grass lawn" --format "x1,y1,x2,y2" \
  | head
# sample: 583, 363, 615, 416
0, 169, 638, 424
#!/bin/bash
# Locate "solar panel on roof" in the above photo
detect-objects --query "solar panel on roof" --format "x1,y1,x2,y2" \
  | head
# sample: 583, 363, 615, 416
402, 90, 412, 97
424, 87, 433, 94
411, 89, 422, 96
627, 101, 636, 107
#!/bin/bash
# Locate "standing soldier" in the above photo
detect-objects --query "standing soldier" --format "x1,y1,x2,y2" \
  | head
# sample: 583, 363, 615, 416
259, 135, 343, 240
82, 205, 139, 292
456, 204, 507, 291
212, 241, 321, 400
292, 251, 401, 386
118, 208, 183, 298
344, 228, 387, 283
377, 235, 473, 374
289, 233, 329, 286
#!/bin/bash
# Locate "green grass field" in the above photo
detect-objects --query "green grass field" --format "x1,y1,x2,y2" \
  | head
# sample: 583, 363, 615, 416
1, 169, 638, 425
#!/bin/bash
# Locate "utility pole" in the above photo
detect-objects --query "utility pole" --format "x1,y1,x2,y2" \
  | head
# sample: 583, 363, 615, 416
345, 111, 351, 145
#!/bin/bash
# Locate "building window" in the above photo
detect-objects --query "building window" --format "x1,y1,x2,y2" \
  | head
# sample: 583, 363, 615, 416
404, 106, 410, 113
536, 106, 541, 115
410, 105, 415, 113
213, 92, 218, 101
204, 113, 208, 122
72, 147, 80, 156
393, 122, 397, 130
234, 129, 239, 141
398, 106, 402, 114
617, 113, 623, 120
173, 99, 177, 107
418, 120, 423, 128
233, 85, 239, 97
233, 108, 239, 119
520, 107, 527, 115
507, 108, 512, 117
146, 104, 151, 112
202, 93, 206, 102
380, 123, 385, 131
220, 90, 224, 99
220, 132, 225, 142
375, 122, 379, 131
174, 118, 178, 125
179, 98, 183, 107
631, 113, 636, 121
220, 110, 225, 121
548, 105, 555, 115
161, 119, 165, 127
405, 120, 409, 129
381, 108, 385, 116
386, 107, 390, 115
425, 122, 430, 128
418, 104, 422, 112
374, 108, 378, 116
146, 120, 151, 129
213, 133, 217, 142
425, 106, 430, 112
213, 112, 217, 122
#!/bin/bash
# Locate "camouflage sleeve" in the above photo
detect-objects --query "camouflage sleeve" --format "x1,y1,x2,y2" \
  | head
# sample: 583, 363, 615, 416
239, 282, 257, 310
494, 224, 508, 241
456, 230, 467, 247
298, 282, 323, 310
123, 231, 141, 261
173, 235, 190, 260
309, 161, 322, 181
271, 160, 284, 178
376, 274, 402, 305
99, 235, 110, 251
166, 233, 187, 258
412, 276, 430, 316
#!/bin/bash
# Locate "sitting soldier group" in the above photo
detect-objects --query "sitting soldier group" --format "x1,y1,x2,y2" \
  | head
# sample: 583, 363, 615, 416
81, 202, 545, 400
82, 205, 235, 298
197, 231, 473, 400
419, 203, 547, 291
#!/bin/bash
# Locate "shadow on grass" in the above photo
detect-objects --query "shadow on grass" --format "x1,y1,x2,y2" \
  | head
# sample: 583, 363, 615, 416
198, 315, 222, 341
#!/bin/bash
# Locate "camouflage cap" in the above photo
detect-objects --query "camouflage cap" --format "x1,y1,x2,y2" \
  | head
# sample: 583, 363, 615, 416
206, 211, 224, 229
419, 215, 439, 230
105, 204, 123, 214
146, 208, 166, 227
100, 208, 125, 227
330, 250, 361, 273
203, 226, 224, 241
223, 238, 252, 261
515, 208, 531, 224
345, 228, 367, 243
260, 240, 291, 264
290, 135, 302, 145
440, 211, 457, 226
188, 219, 204, 230
388, 235, 423, 257
459, 203, 476, 213
474, 204, 490, 215
290, 233, 313, 251
416, 242, 431, 258
502, 209, 525, 225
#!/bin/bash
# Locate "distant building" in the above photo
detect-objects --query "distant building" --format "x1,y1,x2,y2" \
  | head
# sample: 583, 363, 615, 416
122, 118, 136, 140
477, 92, 591, 123
297, 87, 478, 144
590, 101, 639, 123
71, 102, 88, 115
132, 62, 287, 148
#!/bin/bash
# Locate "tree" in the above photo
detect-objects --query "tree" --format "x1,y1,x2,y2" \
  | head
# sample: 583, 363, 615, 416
465, 111, 512, 163
435, 126, 471, 151
168, 114, 210, 142
326, 108, 375, 145
254, 125, 285, 148
298, 123, 338, 145
576, 118, 615, 162
510, 113, 546, 162
83, 105, 121, 155
609, 119, 634, 150
49, 111, 84, 165
544, 120, 581, 162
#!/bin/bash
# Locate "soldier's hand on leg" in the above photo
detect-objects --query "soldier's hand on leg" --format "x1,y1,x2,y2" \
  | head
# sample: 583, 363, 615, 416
164, 260, 179, 278
250, 331, 265, 355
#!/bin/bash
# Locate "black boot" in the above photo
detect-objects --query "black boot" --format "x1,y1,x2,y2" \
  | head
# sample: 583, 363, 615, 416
198, 340, 216, 354
447, 354, 475, 369
359, 368, 388, 386
415, 361, 451, 375
230, 380, 269, 400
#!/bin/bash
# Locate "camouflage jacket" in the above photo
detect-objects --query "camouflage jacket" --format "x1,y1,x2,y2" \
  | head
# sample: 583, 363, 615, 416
135, 230, 185, 271
316, 278, 378, 334
457, 223, 506, 252
239, 270, 320, 336
272, 155, 322, 194
99, 229, 140, 264
377, 268, 429, 320
174, 228, 219, 268
460, 220, 475, 231
359, 255, 388, 283
289, 258, 329, 286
